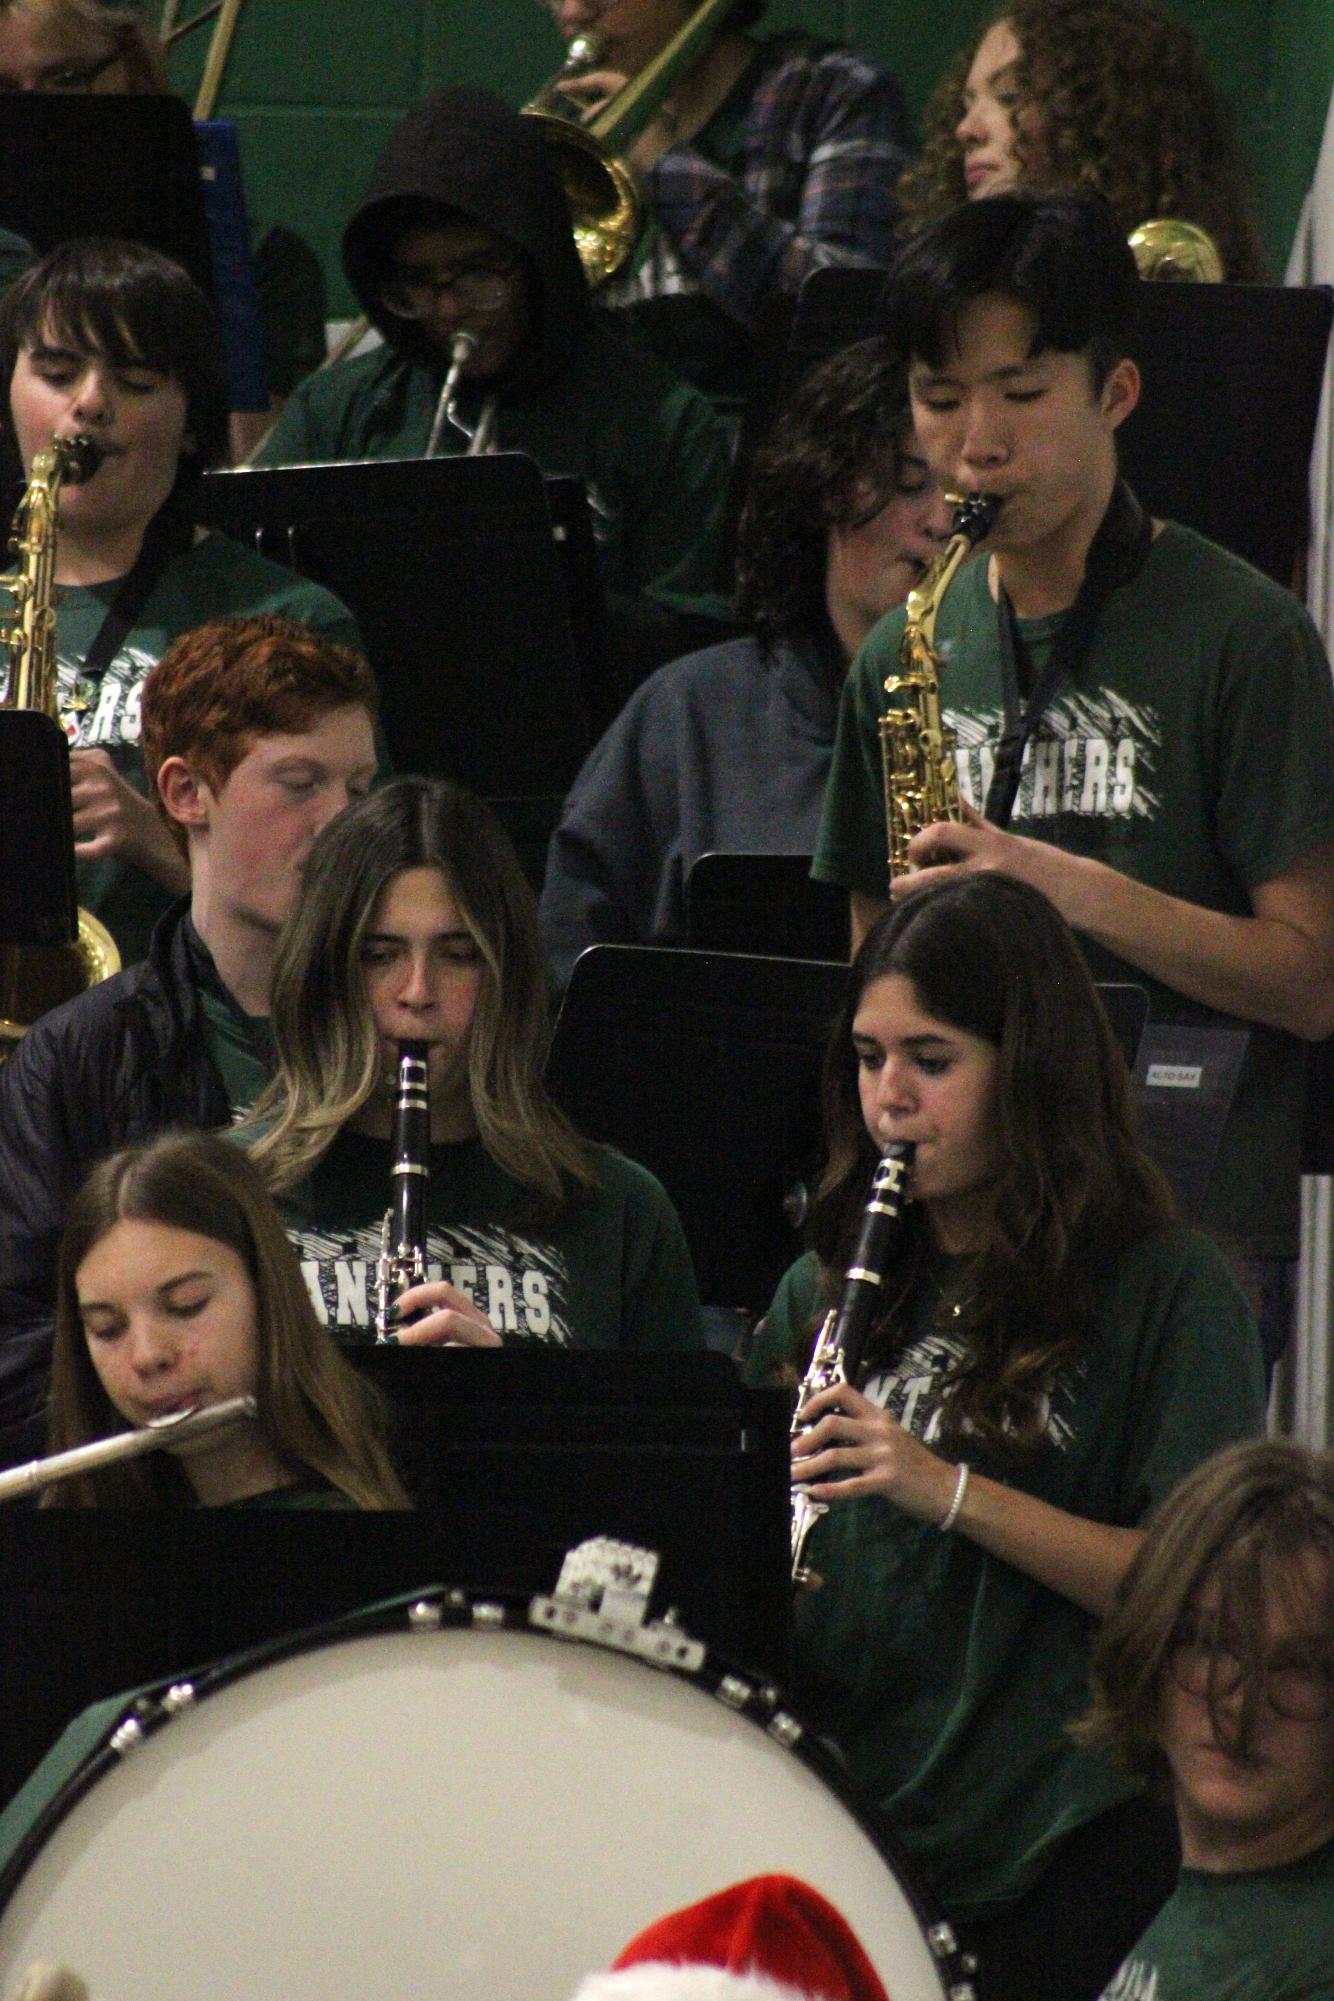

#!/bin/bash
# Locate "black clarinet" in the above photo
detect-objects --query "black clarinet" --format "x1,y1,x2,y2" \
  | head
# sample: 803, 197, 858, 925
373, 1040, 431, 1343
791, 1141, 914, 1585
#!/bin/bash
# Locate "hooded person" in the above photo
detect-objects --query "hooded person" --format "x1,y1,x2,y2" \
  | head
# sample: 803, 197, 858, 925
260, 86, 733, 625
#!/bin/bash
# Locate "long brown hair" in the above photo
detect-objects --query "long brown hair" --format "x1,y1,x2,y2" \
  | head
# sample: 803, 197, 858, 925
898, 0, 1266, 283
808, 876, 1175, 1465
242, 777, 595, 1206
47, 1132, 408, 1507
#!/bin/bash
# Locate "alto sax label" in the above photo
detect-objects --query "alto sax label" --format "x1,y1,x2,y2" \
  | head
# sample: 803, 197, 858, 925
1145, 1063, 1204, 1089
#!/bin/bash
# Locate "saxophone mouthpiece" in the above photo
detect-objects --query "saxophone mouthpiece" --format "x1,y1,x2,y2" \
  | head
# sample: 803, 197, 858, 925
948, 491, 1002, 545
56, 434, 103, 485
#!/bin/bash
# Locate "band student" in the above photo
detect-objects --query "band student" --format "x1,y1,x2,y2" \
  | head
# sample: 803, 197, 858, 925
259, 85, 732, 632
1081, 1438, 1334, 1999
0, 615, 379, 1471
813, 190, 1334, 1359
44, 1131, 407, 1508
746, 874, 1266, 2001
239, 776, 703, 1353
538, 337, 950, 988
0, 236, 363, 967
898, 0, 1266, 282
542, 0, 914, 407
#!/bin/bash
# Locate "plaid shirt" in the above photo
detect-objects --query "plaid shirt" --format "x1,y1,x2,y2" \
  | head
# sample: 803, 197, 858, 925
608, 35, 914, 331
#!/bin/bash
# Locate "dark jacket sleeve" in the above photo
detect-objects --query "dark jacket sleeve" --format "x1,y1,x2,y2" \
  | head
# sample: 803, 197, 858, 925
0, 1009, 112, 1429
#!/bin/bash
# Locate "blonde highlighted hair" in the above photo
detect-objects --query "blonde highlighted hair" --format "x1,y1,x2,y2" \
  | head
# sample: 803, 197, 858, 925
242, 777, 595, 1208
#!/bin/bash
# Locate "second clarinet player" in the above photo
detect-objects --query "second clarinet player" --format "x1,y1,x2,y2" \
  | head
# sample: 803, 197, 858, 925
790, 1141, 913, 1585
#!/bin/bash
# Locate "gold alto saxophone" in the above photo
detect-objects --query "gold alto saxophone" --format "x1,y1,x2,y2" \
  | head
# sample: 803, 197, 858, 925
374, 1040, 432, 1342
791, 1142, 914, 1588
0, 433, 121, 1053
879, 492, 1000, 885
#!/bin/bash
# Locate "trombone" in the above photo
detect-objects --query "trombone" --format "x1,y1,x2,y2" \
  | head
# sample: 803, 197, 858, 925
159, 0, 246, 121
525, 0, 739, 286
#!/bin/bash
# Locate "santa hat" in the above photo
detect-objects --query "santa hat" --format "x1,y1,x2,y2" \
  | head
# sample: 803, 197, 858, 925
568, 1875, 891, 2001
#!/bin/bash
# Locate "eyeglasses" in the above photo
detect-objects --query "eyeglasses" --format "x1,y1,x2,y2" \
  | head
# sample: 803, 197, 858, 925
381, 255, 519, 321
0, 46, 124, 94
1168, 1618, 1334, 1723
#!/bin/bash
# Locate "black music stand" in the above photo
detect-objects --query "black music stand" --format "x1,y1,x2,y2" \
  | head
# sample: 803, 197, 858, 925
686, 853, 849, 961
0, 97, 211, 292
547, 945, 847, 1315
0, 1350, 790, 1809
0, 713, 77, 949
197, 454, 597, 797
763, 268, 1333, 588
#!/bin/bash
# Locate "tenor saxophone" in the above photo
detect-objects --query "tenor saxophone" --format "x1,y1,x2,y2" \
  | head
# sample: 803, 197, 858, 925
791, 1142, 914, 1588
879, 491, 999, 884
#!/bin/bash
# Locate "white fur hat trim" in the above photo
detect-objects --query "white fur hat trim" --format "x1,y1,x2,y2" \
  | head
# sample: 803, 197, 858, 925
570, 1971, 821, 2001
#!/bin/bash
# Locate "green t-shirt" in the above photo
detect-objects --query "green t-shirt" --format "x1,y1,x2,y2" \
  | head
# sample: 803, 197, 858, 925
279, 1130, 703, 1352
814, 523, 1334, 1259
258, 327, 731, 614
749, 1228, 1266, 1919
0, 531, 363, 969
1101, 1839, 1334, 2000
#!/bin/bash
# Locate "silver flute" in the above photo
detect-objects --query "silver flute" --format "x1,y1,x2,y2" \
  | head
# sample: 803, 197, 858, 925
374, 1039, 432, 1342
791, 1142, 914, 1586
0, 1397, 258, 1503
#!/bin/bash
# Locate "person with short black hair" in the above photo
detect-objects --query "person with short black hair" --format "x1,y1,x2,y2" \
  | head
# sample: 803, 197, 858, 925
1081, 1438, 1334, 1999
538, 337, 950, 985
0, 236, 363, 966
814, 190, 1334, 1319
545, 0, 914, 406
746, 873, 1266, 2001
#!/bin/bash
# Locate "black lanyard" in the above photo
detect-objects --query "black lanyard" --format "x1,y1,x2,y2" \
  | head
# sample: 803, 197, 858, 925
80, 499, 194, 681
983, 480, 1153, 828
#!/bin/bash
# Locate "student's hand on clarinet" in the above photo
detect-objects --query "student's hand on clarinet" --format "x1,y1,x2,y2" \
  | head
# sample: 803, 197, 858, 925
792, 1380, 963, 1526
386, 1278, 503, 1347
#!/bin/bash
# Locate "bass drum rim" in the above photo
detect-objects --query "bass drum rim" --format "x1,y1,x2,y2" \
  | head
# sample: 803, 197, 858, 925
0, 1586, 973, 2001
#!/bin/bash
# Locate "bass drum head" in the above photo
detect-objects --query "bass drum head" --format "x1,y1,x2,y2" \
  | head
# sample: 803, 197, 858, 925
0, 1600, 957, 2001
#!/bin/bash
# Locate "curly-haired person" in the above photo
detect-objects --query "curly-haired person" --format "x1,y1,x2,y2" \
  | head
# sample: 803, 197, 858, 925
898, 0, 1266, 282
538, 338, 949, 987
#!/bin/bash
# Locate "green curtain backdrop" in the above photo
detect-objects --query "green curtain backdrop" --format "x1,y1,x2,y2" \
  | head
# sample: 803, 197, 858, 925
166, 0, 1334, 314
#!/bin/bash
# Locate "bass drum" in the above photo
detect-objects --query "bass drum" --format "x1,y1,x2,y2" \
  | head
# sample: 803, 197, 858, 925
0, 1590, 972, 2001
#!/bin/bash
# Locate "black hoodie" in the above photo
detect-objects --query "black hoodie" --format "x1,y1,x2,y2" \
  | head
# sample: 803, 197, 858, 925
341, 85, 591, 399
262, 90, 732, 612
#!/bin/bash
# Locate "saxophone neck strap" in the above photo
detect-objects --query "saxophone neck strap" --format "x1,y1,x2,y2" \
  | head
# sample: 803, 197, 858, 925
984, 478, 1152, 830
81, 498, 195, 682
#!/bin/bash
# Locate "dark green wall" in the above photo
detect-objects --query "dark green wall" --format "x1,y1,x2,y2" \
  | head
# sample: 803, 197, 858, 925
167, 0, 1334, 314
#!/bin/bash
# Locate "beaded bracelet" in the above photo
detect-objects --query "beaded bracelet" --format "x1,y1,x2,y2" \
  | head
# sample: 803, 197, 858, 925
938, 1462, 970, 1533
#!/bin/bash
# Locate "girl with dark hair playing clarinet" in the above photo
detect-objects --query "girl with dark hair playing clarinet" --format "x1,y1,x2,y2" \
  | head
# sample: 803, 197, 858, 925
747, 874, 1266, 2001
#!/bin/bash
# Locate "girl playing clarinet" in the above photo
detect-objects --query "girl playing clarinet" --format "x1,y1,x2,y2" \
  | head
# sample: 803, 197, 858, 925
747, 873, 1266, 2001
240, 775, 702, 1353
